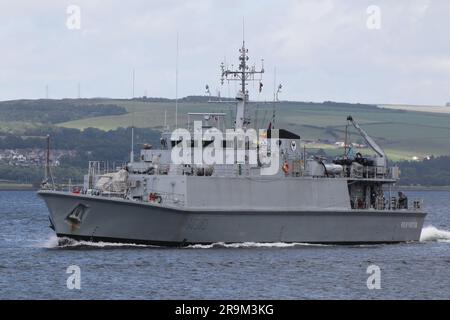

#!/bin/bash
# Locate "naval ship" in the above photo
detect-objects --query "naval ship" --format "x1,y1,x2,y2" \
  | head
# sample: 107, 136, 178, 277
38, 41, 426, 245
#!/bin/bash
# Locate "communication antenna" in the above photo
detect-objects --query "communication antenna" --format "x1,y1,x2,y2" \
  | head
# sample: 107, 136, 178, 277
205, 84, 211, 101
77, 82, 81, 99
45, 135, 50, 181
42, 135, 55, 189
164, 110, 168, 131
132, 68, 135, 98
272, 67, 276, 129
45, 85, 49, 99
271, 67, 282, 129
344, 122, 349, 157
175, 32, 179, 129
130, 110, 135, 163
242, 17, 245, 44
224, 56, 231, 99
130, 127, 134, 163
130, 68, 135, 163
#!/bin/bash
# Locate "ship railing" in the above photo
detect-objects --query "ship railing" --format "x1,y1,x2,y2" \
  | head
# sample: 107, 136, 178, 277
169, 162, 396, 180
157, 164, 171, 175
44, 183, 84, 193
217, 164, 251, 177
412, 199, 424, 211
173, 164, 253, 177
389, 197, 424, 211
88, 160, 127, 175
348, 165, 394, 180
97, 190, 127, 198
64, 183, 84, 193
351, 196, 424, 211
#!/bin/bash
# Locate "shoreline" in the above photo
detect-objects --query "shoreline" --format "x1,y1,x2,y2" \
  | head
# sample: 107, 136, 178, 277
394, 186, 450, 191
0, 183, 36, 191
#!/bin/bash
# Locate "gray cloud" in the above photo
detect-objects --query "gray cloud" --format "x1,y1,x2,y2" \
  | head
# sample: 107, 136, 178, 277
0, 0, 448, 105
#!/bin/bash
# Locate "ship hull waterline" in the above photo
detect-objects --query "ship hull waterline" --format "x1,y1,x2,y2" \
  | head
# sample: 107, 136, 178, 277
38, 191, 427, 246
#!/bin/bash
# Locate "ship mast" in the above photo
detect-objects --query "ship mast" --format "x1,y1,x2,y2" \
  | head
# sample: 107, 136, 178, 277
221, 39, 264, 130
41, 134, 55, 189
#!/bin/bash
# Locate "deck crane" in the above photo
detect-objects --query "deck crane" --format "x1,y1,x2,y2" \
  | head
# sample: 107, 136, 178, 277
347, 116, 387, 171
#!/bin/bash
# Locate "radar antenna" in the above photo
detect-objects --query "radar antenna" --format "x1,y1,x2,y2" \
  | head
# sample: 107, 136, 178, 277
220, 37, 264, 129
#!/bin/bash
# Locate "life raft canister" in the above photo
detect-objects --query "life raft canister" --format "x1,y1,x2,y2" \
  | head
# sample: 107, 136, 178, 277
282, 161, 290, 174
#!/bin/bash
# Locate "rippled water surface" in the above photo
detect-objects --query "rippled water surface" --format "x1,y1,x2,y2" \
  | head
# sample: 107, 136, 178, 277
0, 191, 449, 299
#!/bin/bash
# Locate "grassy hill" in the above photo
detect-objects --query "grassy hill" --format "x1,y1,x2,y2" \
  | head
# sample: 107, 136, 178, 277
3, 97, 449, 185
0, 99, 127, 132
56, 99, 450, 160
1, 97, 449, 160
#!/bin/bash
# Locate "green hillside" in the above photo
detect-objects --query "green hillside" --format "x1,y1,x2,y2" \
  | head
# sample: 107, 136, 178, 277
2, 97, 449, 185
57, 99, 450, 159
0, 99, 127, 132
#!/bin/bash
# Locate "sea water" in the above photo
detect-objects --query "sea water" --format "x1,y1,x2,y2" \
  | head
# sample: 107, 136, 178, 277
0, 191, 449, 299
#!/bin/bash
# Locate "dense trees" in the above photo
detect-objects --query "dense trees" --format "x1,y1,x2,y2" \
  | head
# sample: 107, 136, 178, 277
397, 156, 450, 186
0, 126, 159, 153
0, 127, 160, 185
0, 100, 126, 124
0, 121, 449, 186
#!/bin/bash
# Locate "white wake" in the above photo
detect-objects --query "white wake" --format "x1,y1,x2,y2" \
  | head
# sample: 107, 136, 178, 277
37, 227, 450, 249
37, 235, 153, 249
187, 242, 331, 249
37, 236, 329, 249
420, 226, 450, 243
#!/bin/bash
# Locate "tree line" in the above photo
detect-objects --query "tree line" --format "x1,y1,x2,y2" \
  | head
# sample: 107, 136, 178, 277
0, 99, 126, 124
1, 125, 449, 186
0, 126, 160, 186
396, 156, 450, 186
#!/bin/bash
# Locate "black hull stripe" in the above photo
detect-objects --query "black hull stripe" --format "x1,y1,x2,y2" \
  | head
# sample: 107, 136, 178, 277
56, 233, 404, 247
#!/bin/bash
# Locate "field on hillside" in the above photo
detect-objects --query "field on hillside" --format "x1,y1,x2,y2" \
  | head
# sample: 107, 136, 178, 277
0, 99, 127, 132
380, 104, 450, 114
57, 99, 450, 159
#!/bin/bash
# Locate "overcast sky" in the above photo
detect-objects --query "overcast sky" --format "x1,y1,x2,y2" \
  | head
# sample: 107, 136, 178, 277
0, 0, 448, 105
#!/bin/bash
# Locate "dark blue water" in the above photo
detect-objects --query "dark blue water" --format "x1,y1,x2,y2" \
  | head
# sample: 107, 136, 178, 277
0, 191, 449, 300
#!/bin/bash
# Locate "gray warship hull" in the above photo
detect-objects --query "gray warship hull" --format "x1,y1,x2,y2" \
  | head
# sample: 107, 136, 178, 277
37, 42, 428, 246
38, 190, 426, 245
